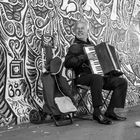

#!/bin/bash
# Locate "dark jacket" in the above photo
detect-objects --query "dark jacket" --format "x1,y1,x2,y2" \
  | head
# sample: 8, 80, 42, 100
64, 37, 95, 77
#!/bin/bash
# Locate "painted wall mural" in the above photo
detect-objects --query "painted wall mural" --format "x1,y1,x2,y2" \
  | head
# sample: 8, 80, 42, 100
0, 0, 140, 127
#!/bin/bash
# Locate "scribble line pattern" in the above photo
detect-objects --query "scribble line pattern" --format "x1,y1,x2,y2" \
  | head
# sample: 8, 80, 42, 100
0, 0, 139, 127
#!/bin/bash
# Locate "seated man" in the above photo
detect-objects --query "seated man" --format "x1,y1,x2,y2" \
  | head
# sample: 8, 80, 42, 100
64, 19, 128, 125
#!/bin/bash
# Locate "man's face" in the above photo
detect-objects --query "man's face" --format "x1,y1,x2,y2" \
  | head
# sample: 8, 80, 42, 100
75, 22, 88, 41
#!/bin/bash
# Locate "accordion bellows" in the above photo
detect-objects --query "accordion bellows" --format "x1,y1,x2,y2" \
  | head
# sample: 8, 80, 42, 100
84, 42, 123, 76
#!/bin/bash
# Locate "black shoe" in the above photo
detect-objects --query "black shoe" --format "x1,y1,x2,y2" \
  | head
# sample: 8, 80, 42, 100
104, 112, 127, 121
93, 114, 112, 125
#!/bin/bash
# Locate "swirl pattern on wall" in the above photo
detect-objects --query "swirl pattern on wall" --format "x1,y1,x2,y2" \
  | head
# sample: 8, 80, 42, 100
0, 0, 139, 127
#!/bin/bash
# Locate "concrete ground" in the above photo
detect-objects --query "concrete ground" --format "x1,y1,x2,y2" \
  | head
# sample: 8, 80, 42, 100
1, 105, 140, 140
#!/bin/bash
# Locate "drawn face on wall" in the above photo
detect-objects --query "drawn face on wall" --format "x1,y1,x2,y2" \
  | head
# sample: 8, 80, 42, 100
44, 35, 53, 46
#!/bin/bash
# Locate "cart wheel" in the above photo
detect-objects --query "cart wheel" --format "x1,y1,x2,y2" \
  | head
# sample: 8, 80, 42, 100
29, 109, 42, 124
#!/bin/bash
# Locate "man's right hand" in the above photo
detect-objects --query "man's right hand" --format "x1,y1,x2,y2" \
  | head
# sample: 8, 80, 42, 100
87, 53, 94, 60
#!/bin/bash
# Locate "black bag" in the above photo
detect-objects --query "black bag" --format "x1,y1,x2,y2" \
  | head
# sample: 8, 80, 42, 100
29, 109, 47, 124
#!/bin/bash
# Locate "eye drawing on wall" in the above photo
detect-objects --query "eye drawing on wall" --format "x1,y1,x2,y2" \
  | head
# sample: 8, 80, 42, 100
10, 60, 23, 78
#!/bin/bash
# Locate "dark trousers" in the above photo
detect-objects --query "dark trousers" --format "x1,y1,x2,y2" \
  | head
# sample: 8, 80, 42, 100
76, 74, 127, 108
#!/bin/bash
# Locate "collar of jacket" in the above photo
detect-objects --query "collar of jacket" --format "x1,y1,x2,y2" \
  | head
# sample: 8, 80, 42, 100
73, 37, 91, 45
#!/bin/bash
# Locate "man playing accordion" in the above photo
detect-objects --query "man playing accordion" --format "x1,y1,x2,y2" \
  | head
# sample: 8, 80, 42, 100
64, 19, 128, 125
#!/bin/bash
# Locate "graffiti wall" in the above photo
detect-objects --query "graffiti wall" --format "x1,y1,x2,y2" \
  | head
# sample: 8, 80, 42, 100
0, 0, 140, 127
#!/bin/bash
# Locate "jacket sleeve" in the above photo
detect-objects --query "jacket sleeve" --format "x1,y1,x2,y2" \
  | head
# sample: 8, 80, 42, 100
64, 44, 88, 69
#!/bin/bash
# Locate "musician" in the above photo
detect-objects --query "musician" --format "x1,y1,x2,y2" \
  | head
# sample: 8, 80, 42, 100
64, 19, 128, 125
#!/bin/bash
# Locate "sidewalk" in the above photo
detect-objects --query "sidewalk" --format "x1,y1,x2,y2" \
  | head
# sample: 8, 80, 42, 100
0, 105, 140, 140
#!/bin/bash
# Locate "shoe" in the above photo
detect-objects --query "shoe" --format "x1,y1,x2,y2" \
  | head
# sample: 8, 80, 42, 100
104, 112, 127, 121
93, 113, 112, 125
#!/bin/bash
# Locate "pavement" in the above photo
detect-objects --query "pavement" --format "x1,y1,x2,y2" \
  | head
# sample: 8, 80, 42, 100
1, 105, 140, 140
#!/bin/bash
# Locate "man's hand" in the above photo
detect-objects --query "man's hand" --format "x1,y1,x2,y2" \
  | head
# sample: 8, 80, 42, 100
87, 52, 98, 61
88, 53, 93, 60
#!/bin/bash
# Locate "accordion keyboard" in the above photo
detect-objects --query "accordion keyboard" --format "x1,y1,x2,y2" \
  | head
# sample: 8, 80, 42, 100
84, 46, 104, 75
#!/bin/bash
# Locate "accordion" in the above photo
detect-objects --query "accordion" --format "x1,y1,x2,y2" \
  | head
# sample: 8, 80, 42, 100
84, 42, 123, 76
